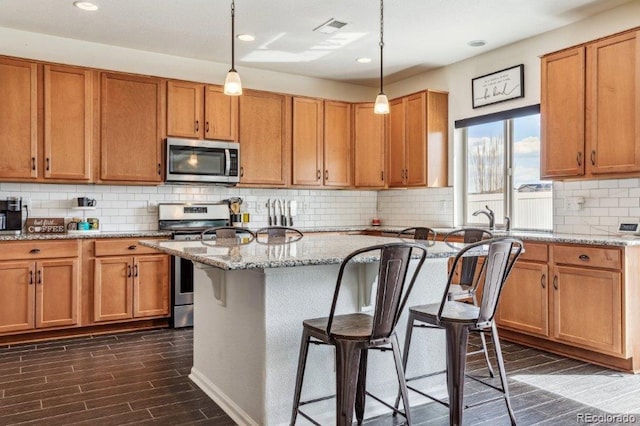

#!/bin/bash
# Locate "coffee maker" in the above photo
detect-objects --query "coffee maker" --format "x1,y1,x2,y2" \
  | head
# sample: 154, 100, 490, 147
0, 197, 23, 235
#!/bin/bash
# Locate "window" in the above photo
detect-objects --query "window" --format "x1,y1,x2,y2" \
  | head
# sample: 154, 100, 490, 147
461, 106, 552, 231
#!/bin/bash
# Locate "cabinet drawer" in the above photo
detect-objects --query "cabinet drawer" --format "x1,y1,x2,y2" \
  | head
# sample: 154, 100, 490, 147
0, 240, 79, 260
521, 241, 548, 262
94, 238, 163, 257
553, 245, 621, 269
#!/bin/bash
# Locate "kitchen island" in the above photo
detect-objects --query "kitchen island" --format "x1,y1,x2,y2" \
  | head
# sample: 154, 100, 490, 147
141, 234, 467, 425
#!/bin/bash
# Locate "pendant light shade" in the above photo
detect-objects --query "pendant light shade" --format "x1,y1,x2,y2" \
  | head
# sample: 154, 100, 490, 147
374, 0, 389, 114
224, 0, 242, 96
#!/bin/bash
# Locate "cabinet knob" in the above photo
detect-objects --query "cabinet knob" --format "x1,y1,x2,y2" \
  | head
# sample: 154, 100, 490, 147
578, 254, 590, 261
30, 248, 41, 254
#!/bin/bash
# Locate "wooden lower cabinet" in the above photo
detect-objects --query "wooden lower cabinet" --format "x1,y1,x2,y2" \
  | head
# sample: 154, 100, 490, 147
497, 241, 637, 371
552, 265, 622, 356
93, 243, 169, 323
0, 258, 79, 334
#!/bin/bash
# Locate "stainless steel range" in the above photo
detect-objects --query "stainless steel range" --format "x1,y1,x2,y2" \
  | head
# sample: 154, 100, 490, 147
158, 202, 229, 327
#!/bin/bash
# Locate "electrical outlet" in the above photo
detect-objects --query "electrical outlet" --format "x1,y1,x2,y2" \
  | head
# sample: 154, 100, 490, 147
147, 200, 158, 213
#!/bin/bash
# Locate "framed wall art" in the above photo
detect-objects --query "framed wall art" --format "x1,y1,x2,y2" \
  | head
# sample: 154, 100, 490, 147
472, 64, 524, 108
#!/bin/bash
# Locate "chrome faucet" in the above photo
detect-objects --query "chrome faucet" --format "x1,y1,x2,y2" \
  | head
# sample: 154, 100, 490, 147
504, 216, 511, 231
472, 205, 495, 230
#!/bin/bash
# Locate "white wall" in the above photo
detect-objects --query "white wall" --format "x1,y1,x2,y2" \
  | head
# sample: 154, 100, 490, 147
0, 27, 374, 102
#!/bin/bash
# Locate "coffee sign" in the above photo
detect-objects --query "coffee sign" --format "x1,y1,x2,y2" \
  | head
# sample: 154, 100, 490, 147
25, 218, 65, 234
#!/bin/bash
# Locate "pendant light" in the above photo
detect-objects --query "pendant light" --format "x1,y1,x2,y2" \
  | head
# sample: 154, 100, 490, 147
224, 0, 242, 96
374, 0, 389, 114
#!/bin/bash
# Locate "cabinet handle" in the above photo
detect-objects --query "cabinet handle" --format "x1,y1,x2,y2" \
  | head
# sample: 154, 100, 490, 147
576, 152, 582, 166
316, 170, 321, 180
541, 274, 546, 289
30, 248, 41, 254
591, 150, 596, 166
31, 157, 36, 171
157, 163, 161, 176
127, 265, 132, 277
206, 121, 210, 133
405, 169, 408, 181
46, 157, 50, 171
553, 275, 558, 290
37, 270, 42, 284
134, 264, 139, 277
240, 166, 244, 177
578, 254, 590, 261
29, 270, 34, 285
128, 245, 137, 250
381, 171, 384, 181
195, 120, 199, 132
324, 170, 328, 180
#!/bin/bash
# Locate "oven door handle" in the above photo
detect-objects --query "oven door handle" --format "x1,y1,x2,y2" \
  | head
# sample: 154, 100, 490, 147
225, 148, 231, 176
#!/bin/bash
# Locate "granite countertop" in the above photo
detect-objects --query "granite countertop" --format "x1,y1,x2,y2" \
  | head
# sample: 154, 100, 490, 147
139, 234, 467, 271
0, 230, 173, 241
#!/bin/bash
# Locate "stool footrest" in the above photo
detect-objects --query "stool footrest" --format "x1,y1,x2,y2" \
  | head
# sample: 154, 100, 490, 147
464, 395, 505, 409
299, 393, 336, 406
365, 390, 409, 419
406, 384, 449, 407
298, 409, 323, 426
405, 369, 446, 383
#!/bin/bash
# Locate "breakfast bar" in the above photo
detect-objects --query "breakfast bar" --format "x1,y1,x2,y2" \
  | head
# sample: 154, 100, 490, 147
142, 234, 469, 425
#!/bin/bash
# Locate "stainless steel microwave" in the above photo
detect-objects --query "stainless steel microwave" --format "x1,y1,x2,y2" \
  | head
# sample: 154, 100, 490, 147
165, 138, 240, 184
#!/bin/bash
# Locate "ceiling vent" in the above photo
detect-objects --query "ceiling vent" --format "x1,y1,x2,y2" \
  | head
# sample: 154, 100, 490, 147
313, 18, 348, 34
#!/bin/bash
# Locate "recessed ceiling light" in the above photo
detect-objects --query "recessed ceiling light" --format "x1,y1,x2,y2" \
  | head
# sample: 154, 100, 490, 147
237, 34, 255, 42
468, 40, 486, 47
356, 57, 372, 64
73, 1, 98, 11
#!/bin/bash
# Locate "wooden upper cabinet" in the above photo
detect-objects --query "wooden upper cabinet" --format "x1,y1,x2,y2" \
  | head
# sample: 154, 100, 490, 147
239, 90, 290, 186
166, 81, 237, 141
388, 98, 405, 187
353, 103, 386, 188
44, 65, 92, 181
587, 30, 640, 175
167, 80, 204, 138
541, 47, 586, 179
205, 85, 238, 141
100, 72, 164, 183
323, 101, 351, 187
292, 97, 324, 186
388, 91, 448, 188
0, 57, 38, 180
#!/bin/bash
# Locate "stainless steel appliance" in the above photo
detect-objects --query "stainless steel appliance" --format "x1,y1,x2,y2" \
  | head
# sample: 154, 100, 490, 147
158, 202, 230, 327
165, 138, 240, 184
0, 197, 23, 235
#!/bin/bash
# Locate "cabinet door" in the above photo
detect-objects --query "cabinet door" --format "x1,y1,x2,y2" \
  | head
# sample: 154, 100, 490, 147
44, 65, 92, 181
426, 91, 448, 187
324, 101, 351, 187
387, 98, 405, 187
404, 93, 427, 186
292, 97, 323, 186
0, 261, 34, 333
540, 47, 586, 178
0, 58, 38, 180
94, 257, 133, 322
353, 103, 385, 188
496, 262, 549, 337
36, 258, 79, 328
552, 266, 623, 356
133, 255, 169, 318
239, 90, 290, 186
167, 80, 204, 139
100, 73, 164, 183
587, 30, 640, 175
205, 85, 238, 141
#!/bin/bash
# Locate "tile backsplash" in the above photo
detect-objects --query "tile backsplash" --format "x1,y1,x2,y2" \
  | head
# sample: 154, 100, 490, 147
553, 178, 640, 235
0, 183, 377, 231
377, 187, 454, 228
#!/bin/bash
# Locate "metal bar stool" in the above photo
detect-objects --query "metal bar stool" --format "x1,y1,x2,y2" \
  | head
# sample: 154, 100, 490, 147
255, 226, 304, 243
290, 242, 428, 426
396, 227, 438, 243
201, 226, 255, 241
398, 237, 523, 426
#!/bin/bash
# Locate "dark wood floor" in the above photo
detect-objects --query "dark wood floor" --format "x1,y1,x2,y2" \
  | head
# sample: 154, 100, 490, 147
1, 328, 639, 425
